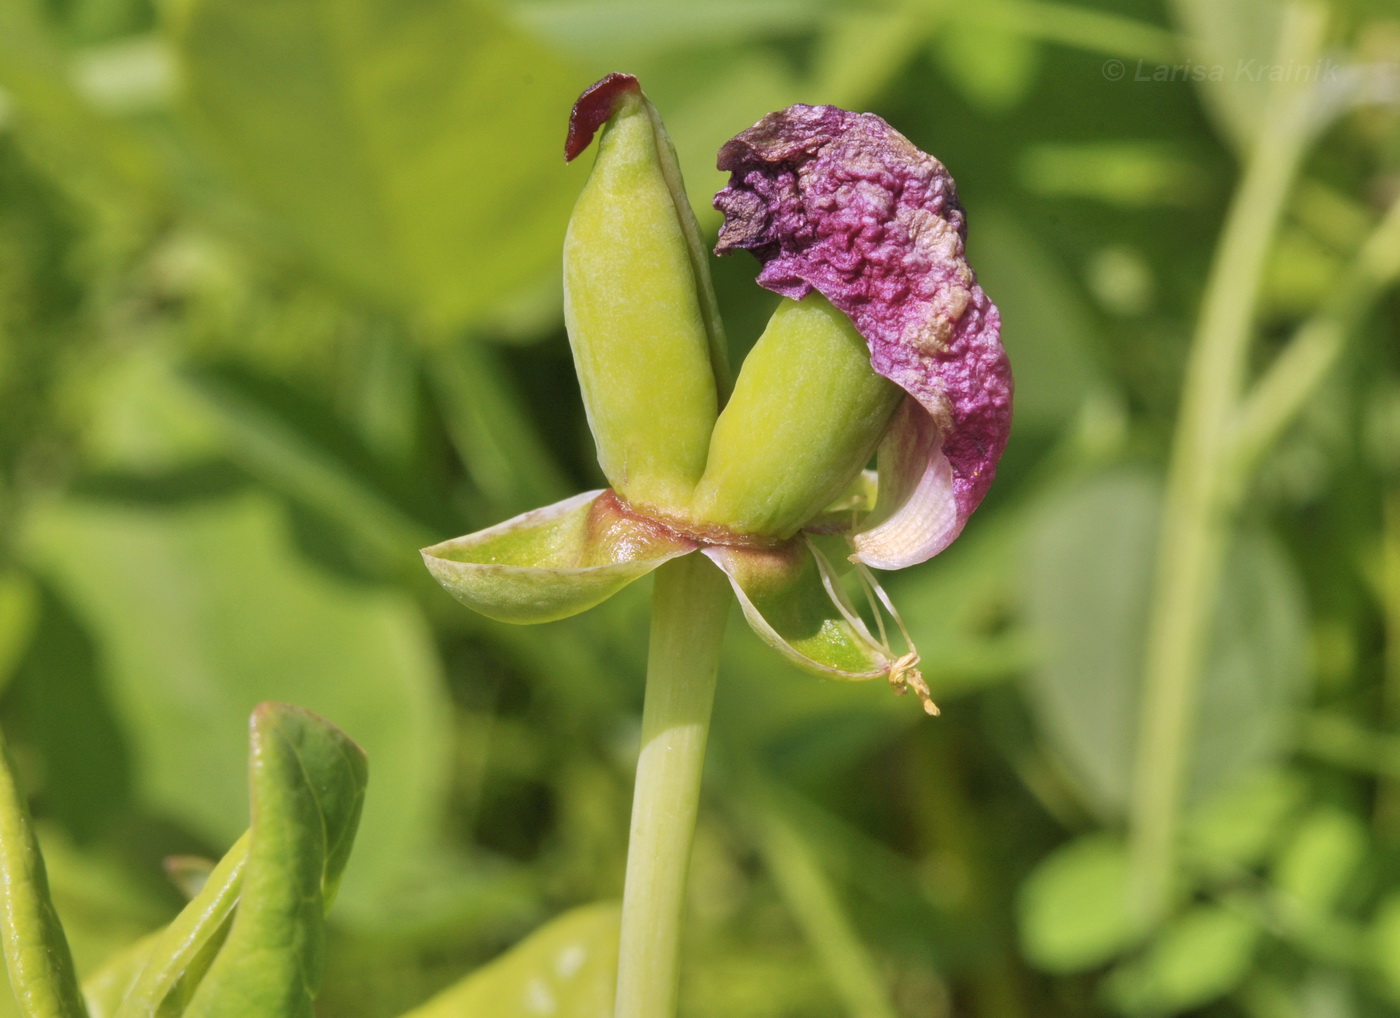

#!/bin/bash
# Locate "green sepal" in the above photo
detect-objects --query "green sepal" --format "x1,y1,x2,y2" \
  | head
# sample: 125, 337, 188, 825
396, 903, 619, 1018
182, 703, 367, 1018
421, 490, 697, 625
702, 541, 894, 681
0, 727, 90, 1018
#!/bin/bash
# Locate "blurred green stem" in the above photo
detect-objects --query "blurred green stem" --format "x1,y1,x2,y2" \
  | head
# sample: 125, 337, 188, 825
1229, 192, 1400, 482
1128, 2, 1326, 926
433, 339, 571, 517
746, 776, 901, 1018
908, 732, 1025, 1018
974, 1, 1179, 62
615, 554, 729, 1018
1302, 710, 1400, 784
1383, 495, 1400, 835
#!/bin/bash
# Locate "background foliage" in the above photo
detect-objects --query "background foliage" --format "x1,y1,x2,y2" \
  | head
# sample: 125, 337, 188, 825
0, 0, 1398, 1014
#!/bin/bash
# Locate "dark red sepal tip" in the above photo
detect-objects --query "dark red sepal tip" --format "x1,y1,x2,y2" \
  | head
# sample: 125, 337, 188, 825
565, 72, 641, 162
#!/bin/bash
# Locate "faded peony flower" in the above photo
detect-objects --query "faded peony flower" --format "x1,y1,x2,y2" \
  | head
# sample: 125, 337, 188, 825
713, 105, 1012, 568
422, 77, 1012, 714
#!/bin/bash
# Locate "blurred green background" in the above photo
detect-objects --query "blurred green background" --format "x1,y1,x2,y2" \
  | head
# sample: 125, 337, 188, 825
1, 0, 1398, 1013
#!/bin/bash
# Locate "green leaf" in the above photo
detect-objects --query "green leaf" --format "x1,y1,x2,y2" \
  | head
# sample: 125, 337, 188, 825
0, 0, 161, 224
1272, 806, 1368, 918
1103, 904, 1258, 1015
9, 589, 131, 844
14, 831, 166, 1018
108, 837, 246, 1018
183, 704, 367, 1018
22, 493, 450, 921
1017, 834, 1147, 973
1190, 526, 1309, 803
512, 0, 828, 57
1022, 471, 1309, 816
0, 728, 89, 1018
397, 903, 619, 1018
1184, 768, 1306, 871
422, 490, 697, 625
1022, 471, 1159, 816
82, 932, 161, 1018
169, 0, 583, 329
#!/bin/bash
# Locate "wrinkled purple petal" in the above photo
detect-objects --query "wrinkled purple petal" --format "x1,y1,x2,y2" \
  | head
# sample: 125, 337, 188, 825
714, 105, 1012, 565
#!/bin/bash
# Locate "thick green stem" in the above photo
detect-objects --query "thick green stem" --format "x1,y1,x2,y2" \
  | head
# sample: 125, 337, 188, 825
615, 554, 730, 1018
1128, 2, 1325, 925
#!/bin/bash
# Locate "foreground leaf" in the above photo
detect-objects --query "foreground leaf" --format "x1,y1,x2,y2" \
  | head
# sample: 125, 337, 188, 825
183, 704, 367, 1018
0, 731, 89, 1017
107, 837, 247, 1018
23, 493, 449, 920
82, 933, 161, 1018
398, 904, 619, 1018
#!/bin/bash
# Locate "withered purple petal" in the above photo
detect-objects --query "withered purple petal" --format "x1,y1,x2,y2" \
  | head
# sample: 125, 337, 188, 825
714, 105, 1012, 563
565, 72, 641, 162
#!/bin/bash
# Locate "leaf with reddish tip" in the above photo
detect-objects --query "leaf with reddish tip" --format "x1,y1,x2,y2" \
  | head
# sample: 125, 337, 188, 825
422, 491, 698, 625
714, 105, 1012, 568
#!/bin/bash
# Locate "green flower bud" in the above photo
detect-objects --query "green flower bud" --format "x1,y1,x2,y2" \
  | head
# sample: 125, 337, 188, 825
563, 74, 727, 514
688, 294, 902, 539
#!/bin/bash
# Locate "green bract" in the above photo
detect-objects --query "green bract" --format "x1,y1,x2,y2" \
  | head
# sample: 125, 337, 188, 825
421, 490, 696, 625
423, 73, 1015, 714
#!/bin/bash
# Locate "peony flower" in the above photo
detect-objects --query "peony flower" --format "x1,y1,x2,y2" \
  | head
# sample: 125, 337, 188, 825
422, 76, 1012, 714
